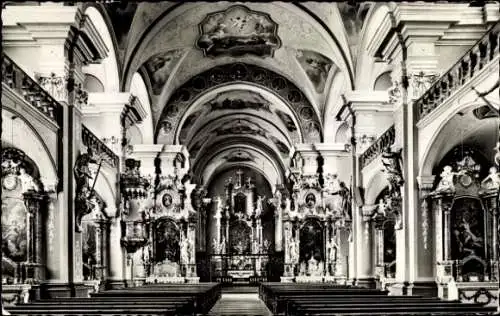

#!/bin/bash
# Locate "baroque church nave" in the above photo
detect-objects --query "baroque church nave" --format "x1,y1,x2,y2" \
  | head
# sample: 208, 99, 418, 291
1, 1, 500, 314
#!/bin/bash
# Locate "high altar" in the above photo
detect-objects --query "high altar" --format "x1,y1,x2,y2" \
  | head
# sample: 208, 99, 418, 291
210, 170, 270, 283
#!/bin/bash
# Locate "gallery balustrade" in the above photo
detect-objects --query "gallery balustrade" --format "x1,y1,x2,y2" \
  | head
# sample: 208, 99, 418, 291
359, 125, 396, 169
416, 21, 499, 121
2, 54, 63, 126
82, 125, 120, 168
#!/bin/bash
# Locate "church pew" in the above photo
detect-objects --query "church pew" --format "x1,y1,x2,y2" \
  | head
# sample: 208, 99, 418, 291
91, 282, 221, 313
259, 284, 389, 314
286, 304, 497, 316
6, 283, 221, 316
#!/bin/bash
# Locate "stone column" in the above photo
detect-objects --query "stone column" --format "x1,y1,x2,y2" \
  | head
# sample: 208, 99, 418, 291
107, 217, 126, 289
274, 201, 283, 252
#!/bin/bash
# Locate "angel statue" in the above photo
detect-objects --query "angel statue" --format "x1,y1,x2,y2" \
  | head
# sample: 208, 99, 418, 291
482, 166, 500, 189
435, 165, 465, 193
372, 198, 387, 220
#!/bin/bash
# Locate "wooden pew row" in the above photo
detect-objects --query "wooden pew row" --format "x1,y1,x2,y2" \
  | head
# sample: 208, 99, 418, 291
6, 283, 221, 316
287, 304, 497, 316
259, 282, 496, 316
259, 283, 388, 314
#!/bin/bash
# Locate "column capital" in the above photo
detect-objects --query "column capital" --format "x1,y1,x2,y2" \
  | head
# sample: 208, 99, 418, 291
417, 175, 436, 192
314, 143, 348, 154
86, 92, 134, 114
344, 91, 392, 112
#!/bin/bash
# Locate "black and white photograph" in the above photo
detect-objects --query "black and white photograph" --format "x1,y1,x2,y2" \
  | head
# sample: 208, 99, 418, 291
0, 1, 499, 315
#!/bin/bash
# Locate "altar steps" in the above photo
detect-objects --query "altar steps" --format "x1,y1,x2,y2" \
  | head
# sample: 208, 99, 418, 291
207, 293, 272, 316
222, 285, 259, 294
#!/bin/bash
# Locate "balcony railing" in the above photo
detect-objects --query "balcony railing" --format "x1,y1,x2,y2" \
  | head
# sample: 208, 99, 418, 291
359, 125, 396, 169
82, 125, 120, 168
2, 54, 63, 125
416, 22, 500, 121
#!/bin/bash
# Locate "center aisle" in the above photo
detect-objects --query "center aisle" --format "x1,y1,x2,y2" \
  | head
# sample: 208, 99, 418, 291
206, 293, 273, 316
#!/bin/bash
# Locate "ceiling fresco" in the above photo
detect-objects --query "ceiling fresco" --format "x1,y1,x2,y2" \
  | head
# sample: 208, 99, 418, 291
222, 149, 256, 163
156, 63, 323, 145
296, 49, 335, 93
142, 49, 184, 95
205, 90, 273, 113
196, 5, 281, 58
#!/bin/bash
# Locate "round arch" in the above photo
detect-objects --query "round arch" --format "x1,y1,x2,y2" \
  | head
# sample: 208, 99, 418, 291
364, 168, 390, 205
419, 101, 499, 179
1, 109, 58, 190
130, 72, 154, 144
84, 6, 120, 93
122, 2, 354, 93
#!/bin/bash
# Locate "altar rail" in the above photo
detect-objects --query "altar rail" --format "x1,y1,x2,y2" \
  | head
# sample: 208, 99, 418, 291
359, 125, 395, 169
2, 53, 63, 126
416, 21, 500, 121
82, 125, 120, 168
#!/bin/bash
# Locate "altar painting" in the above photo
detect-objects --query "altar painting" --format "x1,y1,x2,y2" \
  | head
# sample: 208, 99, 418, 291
229, 220, 251, 254
451, 197, 486, 280
155, 219, 180, 264
2, 199, 27, 280
299, 219, 324, 266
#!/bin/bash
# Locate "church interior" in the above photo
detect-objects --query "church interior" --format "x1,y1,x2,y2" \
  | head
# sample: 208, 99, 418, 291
1, 1, 500, 315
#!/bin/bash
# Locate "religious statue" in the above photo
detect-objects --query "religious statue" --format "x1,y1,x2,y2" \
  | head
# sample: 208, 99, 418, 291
255, 196, 263, 216
435, 165, 465, 193
220, 236, 226, 254
215, 196, 223, 218
74, 149, 97, 232
327, 237, 338, 263
212, 238, 219, 254
324, 174, 342, 194
381, 149, 404, 197
317, 261, 324, 276
339, 182, 352, 220
372, 198, 387, 219
307, 253, 318, 275
299, 262, 307, 276
481, 166, 500, 190
18, 166, 40, 192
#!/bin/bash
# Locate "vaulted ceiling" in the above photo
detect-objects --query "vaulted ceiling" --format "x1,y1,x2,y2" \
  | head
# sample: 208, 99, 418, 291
101, 1, 373, 186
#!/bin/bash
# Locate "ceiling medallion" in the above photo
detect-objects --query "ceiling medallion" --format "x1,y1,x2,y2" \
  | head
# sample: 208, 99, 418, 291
196, 5, 281, 58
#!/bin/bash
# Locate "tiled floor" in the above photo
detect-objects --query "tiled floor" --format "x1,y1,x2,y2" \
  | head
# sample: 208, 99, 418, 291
207, 293, 273, 316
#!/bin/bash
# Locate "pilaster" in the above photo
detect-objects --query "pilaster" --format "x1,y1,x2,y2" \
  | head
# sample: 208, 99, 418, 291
84, 92, 146, 157
344, 91, 394, 153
